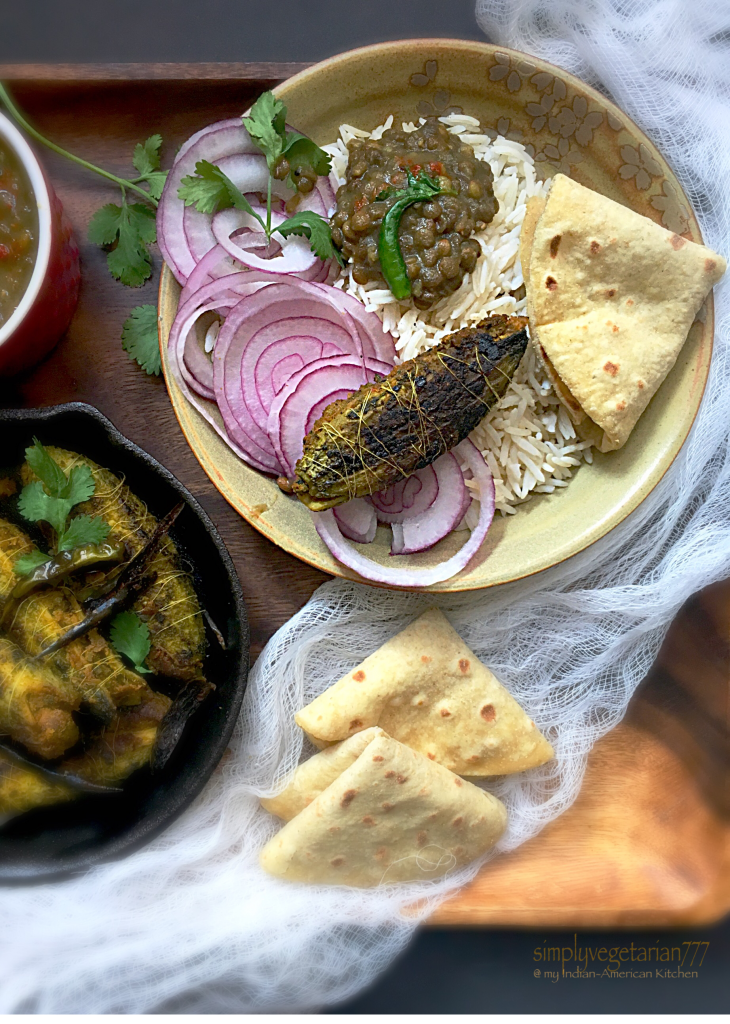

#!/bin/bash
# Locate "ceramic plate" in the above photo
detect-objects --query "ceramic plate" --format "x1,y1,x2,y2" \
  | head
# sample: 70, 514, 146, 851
158, 39, 712, 593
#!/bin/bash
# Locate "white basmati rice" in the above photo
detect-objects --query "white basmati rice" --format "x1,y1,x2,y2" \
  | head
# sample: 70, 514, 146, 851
322, 114, 594, 516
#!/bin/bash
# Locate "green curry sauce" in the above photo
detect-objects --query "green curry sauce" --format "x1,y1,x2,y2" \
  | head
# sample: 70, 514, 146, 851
0, 139, 38, 328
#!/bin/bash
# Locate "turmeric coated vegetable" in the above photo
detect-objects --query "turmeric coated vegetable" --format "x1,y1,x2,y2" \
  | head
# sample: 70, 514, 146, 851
61, 684, 171, 787
23, 449, 206, 682
8, 587, 148, 722
0, 636, 80, 759
30, 504, 183, 662
0, 749, 75, 821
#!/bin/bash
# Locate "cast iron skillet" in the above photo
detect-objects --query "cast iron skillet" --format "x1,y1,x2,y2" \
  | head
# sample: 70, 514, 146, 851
0, 403, 249, 883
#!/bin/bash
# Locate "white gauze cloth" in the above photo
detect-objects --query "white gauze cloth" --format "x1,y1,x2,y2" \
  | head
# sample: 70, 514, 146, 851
2, 0, 730, 1012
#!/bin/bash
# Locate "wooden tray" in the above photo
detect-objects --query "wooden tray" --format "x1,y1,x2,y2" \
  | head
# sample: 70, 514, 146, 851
0, 63, 727, 926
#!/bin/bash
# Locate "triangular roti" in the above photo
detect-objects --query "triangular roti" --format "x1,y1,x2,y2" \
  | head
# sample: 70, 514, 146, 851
259, 732, 507, 886
295, 608, 553, 776
520, 193, 588, 423
524, 174, 726, 451
261, 727, 386, 821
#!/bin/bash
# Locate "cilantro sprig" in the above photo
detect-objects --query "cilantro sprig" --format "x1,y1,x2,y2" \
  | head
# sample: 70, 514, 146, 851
121, 304, 161, 376
179, 91, 342, 266
242, 92, 331, 192
88, 199, 157, 287
86, 134, 166, 287
277, 211, 343, 263
109, 611, 152, 674
178, 159, 266, 225
131, 134, 167, 200
15, 440, 110, 573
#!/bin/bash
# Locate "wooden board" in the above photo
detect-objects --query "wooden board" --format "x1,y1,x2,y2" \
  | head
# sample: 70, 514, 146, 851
1, 64, 727, 926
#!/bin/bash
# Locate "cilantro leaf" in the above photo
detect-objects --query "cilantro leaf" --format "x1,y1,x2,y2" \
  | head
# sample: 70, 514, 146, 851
241, 92, 331, 190
121, 304, 161, 376
61, 464, 95, 505
18, 480, 73, 538
18, 440, 109, 554
281, 132, 332, 191
107, 203, 156, 286
109, 611, 152, 674
57, 514, 110, 552
88, 203, 124, 246
178, 160, 265, 229
25, 437, 68, 497
142, 171, 167, 201
13, 550, 52, 577
243, 92, 287, 172
132, 134, 162, 176
376, 169, 449, 204
276, 210, 344, 266
89, 200, 156, 288
132, 136, 167, 200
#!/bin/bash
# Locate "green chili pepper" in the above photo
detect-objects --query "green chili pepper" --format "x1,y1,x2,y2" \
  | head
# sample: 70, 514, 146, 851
377, 171, 453, 300
1, 542, 126, 628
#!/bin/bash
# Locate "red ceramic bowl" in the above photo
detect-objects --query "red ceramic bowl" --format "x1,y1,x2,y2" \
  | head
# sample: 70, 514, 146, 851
0, 111, 80, 376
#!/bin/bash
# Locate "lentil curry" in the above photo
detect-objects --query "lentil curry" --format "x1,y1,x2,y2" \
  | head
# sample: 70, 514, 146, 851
0, 139, 38, 329
331, 117, 498, 309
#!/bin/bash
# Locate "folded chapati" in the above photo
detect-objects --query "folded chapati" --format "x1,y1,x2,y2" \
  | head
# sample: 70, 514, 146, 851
259, 731, 507, 886
294, 608, 553, 776
521, 173, 726, 451
261, 727, 387, 821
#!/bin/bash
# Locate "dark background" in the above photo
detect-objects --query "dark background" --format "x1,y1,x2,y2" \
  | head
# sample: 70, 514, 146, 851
3, 0, 728, 1013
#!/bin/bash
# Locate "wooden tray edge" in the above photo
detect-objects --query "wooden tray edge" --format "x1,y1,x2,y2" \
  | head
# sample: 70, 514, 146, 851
0, 62, 311, 82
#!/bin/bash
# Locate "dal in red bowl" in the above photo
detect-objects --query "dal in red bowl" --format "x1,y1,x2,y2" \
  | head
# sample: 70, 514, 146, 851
0, 112, 80, 376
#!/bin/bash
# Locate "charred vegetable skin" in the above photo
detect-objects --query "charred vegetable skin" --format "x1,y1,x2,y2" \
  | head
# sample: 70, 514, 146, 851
293, 314, 529, 510
22, 449, 206, 683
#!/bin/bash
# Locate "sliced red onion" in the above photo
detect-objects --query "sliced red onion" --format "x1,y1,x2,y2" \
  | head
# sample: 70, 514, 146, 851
213, 208, 317, 273
313, 440, 495, 587
389, 454, 465, 555
179, 245, 237, 307
181, 177, 330, 280
178, 240, 334, 302
251, 326, 346, 425
456, 472, 473, 527
314, 284, 396, 365
333, 499, 377, 544
312, 173, 336, 218
268, 355, 391, 475
168, 274, 285, 472
211, 280, 365, 471
369, 465, 439, 522
167, 325, 277, 474
178, 300, 223, 399
219, 285, 362, 433
183, 155, 277, 264
171, 270, 280, 337
158, 119, 257, 284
